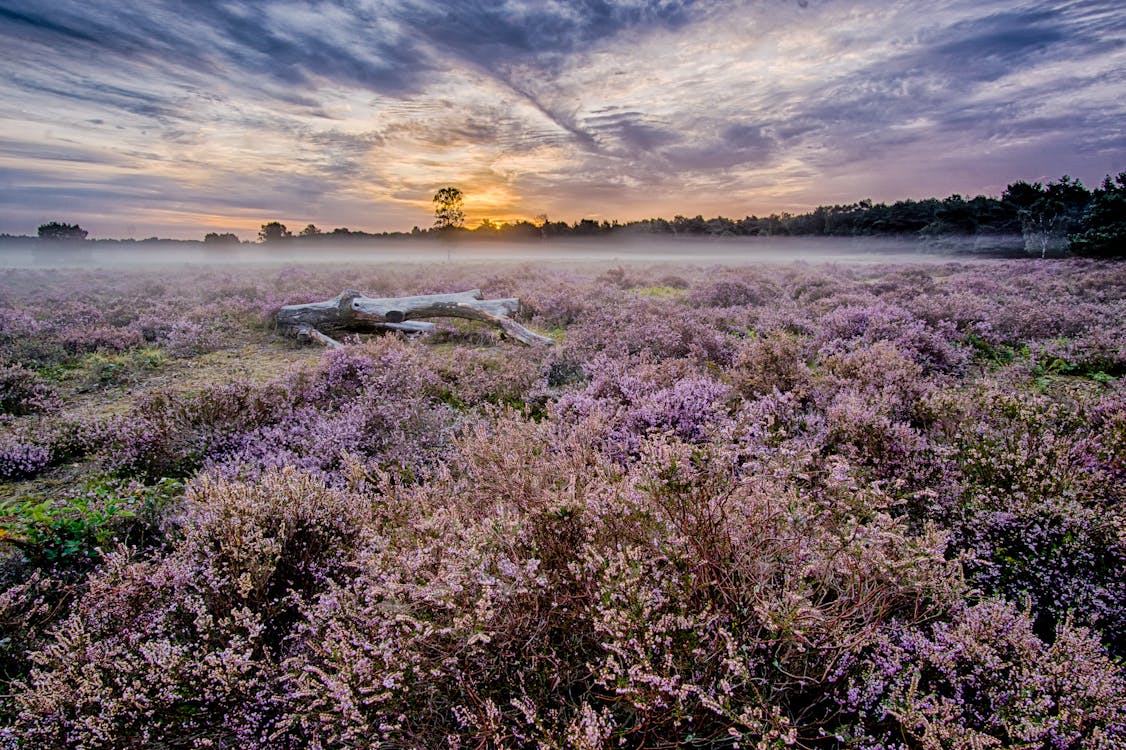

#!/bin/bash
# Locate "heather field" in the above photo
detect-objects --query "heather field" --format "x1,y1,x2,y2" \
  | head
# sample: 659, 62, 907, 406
0, 257, 1124, 748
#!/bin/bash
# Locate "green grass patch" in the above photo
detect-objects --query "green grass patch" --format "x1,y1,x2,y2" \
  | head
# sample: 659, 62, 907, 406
0, 475, 183, 565
635, 285, 685, 298
964, 333, 1025, 367
78, 347, 167, 389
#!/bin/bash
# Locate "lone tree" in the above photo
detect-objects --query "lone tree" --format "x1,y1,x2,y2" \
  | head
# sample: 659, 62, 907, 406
259, 221, 292, 243
433, 187, 465, 230
37, 222, 88, 241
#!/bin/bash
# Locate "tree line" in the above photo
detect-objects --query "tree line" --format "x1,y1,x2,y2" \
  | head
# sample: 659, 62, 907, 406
22, 172, 1126, 257
224, 174, 1126, 258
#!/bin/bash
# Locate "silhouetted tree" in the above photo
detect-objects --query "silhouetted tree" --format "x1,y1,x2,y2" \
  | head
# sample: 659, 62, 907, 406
1002, 180, 1044, 211
1070, 173, 1126, 257
572, 218, 604, 236
258, 221, 291, 243
922, 195, 978, 235
300, 224, 321, 237
671, 215, 708, 235
204, 232, 241, 244
433, 187, 464, 230
503, 220, 542, 240
37, 222, 88, 241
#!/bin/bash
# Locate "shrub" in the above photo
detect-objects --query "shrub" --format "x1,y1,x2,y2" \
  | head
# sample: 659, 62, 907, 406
556, 355, 731, 459
564, 297, 736, 366
209, 340, 451, 483
940, 386, 1126, 648
60, 326, 146, 355
0, 366, 59, 416
429, 345, 548, 410
956, 493, 1126, 648
843, 600, 1126, 748
2, 259, 1125, 748
814, 302, 968, 374
581, 437, 963, 744
688, 278, 767, 308
13, 469, 370, 748
731, 329, 811, 397
0, 434, 51, 480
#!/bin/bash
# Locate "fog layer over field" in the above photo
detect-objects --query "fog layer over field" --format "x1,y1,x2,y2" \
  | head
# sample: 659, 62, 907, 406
0, 235, 1024, 270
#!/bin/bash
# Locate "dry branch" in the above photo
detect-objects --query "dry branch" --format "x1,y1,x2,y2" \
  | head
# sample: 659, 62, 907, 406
277, 289, 553, 347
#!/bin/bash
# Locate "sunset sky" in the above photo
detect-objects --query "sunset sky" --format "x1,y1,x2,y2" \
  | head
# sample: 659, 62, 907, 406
1, 1, 1123, 239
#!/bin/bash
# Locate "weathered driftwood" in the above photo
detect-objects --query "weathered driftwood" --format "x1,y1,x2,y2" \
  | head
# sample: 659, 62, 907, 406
277, 289, 553, 347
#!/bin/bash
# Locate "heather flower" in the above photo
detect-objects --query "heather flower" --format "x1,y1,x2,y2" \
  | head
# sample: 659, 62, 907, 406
556, 355, 731, 458
730, 329, 811, 398
843, 600, 1126, 748
688, 277, 771, 308
564, 296, 736, 365
814, 301, 968, 374
1, 258, 1124, 748
0, 366, 59, 416
14, 469, 371, 748
0, 433, 51, 480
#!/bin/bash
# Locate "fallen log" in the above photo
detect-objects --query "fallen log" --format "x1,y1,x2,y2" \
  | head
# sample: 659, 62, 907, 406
277, 289, 553, 347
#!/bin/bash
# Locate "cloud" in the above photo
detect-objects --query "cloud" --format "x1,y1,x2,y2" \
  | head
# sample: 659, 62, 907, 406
0, 0, 709, 100
0, 6, 100, 44
0, 0, 1123, 236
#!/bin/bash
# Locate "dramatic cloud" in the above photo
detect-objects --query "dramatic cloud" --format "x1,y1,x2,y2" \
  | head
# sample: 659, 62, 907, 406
0, 0, 1123, 237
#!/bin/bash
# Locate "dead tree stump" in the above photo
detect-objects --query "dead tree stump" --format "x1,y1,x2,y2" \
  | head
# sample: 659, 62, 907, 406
276, 289, 553, 347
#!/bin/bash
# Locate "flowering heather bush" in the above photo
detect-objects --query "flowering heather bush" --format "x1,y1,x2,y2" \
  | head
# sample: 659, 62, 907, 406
688, 276, 774, 308
563, 295, 736, 365
519, 274, 601, 329
1077, 390, 1126, 497
208, 340, 451, 483
0, 366, 58, 416
556, 355, 731, 458
730, 329, 811, 398
83, 338, 452, 484
842, 600, 1126, 748
957, 493, 1126, 646
86, 363, 324, 479
161, 319, 226, 357
0, 309, 65, 367
578, 437, 964, 745
0, 433, 51, 481
813, 302, 968, 374
1030, 328, 1126, 380
429, 345, 549, 409
58, 325, 146, 355
1, 259, 1125, 747
936, 385, 1126, 646
0, 309, 46, 344
12, 469, 371, 748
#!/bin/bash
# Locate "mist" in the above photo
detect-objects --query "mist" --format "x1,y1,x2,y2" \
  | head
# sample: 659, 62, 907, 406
0, 235, 1024, 271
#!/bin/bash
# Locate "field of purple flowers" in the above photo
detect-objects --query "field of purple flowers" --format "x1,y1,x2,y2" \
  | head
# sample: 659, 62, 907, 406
0, 258, 1124, 748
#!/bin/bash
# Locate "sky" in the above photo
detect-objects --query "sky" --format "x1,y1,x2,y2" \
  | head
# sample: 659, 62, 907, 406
0, 0, 1123, 240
